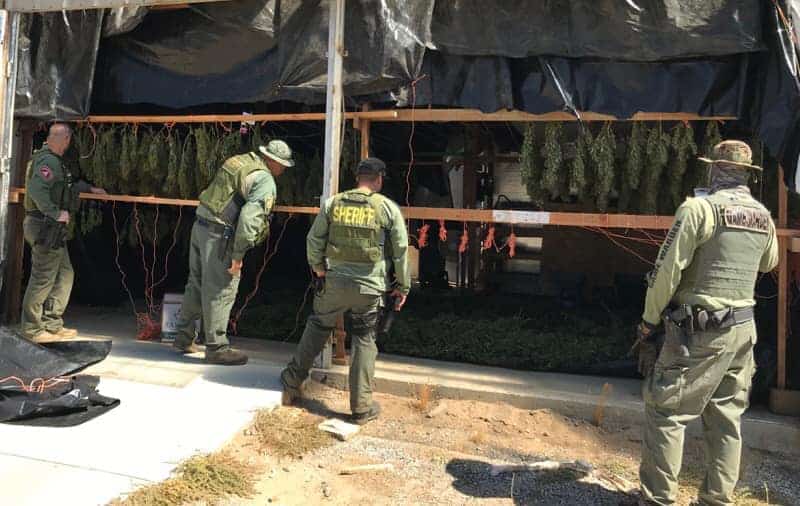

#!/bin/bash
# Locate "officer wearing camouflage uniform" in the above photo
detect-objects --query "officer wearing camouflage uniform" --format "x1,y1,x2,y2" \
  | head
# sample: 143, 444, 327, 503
172, 140, 293, 365
635, 141, 779, 506
21, 123, 106, 343
281, 157, 410, 424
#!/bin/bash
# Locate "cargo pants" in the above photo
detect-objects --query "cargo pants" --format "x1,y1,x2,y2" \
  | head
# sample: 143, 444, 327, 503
640, 319, 757, 506
174, 220, 240, 348
281, 276, 382, 415
21, 215, 74, 339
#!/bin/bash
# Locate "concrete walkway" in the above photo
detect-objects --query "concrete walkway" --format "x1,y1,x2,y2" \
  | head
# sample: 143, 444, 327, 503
0, 314, 283, 506
2, 307, 798, 504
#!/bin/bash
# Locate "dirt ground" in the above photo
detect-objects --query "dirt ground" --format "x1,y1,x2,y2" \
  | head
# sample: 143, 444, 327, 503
213, 382, 799, 506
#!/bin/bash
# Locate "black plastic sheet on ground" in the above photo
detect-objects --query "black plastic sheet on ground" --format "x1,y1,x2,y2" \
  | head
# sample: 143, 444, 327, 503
0, 328, 118, 426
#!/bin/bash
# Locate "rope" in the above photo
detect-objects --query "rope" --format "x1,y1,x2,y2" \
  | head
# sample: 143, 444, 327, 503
229, 214, 294, 335
111, 202, 137, 316
404, 74, 427, 208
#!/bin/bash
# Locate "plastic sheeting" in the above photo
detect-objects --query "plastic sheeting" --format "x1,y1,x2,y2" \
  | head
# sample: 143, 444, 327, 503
429, 0, 763, 61
15, 10, 104, 120
0, 328, 118, 426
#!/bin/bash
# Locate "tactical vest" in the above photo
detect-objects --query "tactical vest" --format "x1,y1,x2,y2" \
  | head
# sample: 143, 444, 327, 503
198, 153, 266, 226
677, 191, 772, 304
325, 189, 388, 264
24, 148, 75, 213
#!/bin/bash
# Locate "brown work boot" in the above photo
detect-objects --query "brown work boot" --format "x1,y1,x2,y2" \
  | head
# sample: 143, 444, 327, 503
205, 346, 249, 366
172, 338, 201, 354
31, 331, 62, 344
54, 327, 78, 338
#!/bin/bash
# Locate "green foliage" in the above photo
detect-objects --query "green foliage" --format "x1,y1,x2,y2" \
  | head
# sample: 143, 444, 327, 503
591, 122, 616, 212
569, 126, 590, 198
668, 123, 697, 208
640, 125, 670, 215
542, 122, 563, 199
520, 123, 544, 207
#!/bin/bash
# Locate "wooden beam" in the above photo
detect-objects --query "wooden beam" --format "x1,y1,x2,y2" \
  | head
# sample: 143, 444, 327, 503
2, 122, 33, 324
375, 108, 738, 123
10, 188, 800, 235
777, 165, 789, 390
81, 110, 397, 124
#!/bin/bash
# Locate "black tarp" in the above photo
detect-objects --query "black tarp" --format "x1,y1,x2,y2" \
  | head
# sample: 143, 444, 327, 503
428, 0, 763, 60
0, 328, 118, 426
13, 1, 800, 188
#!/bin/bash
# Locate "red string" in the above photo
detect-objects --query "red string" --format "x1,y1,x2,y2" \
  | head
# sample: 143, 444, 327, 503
111, 202, 137, 317
438, 219, 447, 242
507, 230, 517, 258
417, 223, 430, 248
458, 222, 469, 254
0, 376, 70, 394
404, 75, 427, 208
230, 214, 294, 335
151, 205, 183, 291
483, 225, 496, 250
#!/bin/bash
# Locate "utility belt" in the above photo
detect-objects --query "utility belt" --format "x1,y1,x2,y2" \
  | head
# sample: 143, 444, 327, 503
26, 210, 67, 250
196, 216, 234, 261
663, 304, 755, 358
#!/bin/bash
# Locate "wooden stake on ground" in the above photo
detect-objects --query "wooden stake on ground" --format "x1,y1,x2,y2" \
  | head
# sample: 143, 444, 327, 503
339, 463, 394, 475
592, 382, 613, 426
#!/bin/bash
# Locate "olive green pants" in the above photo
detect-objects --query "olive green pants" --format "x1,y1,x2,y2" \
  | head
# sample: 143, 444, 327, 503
281, 276, 382, 415
21, 216, 74, 338
175, 220, 240, 348
640, 320, 757, 506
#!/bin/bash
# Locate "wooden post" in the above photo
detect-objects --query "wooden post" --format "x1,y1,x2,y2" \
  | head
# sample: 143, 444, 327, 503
319, 0, 345, 369
463, 126, 480, 289
1, 121, 33, 324
360, 103, 370, 160
777, 165, 789, 390
321, 0, 345, 201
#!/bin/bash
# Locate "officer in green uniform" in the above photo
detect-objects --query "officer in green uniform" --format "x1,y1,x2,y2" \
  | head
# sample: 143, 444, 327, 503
21, 123, 106, 343
635, 141, 779, 506
172, 140, 293, 365
281, 157, 410, 424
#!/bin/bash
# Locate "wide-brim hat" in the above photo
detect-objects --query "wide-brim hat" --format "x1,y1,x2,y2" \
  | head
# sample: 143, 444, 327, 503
259, 139, 294, 167
697, 140, 762, 171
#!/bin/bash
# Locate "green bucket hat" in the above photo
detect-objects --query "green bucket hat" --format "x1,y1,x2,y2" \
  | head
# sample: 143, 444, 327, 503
259, 139, 294, 167
698, 140, 762, 171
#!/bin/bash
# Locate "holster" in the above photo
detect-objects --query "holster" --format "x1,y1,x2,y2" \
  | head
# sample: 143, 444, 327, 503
662, 304, 692, 357
378, 293, 400, 335
34, 217, 67, 250
218, 225, 234, 261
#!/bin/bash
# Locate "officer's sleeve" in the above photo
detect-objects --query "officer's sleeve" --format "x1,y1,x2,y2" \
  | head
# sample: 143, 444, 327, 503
27, 159, 63, 220
642, 199, 713, 325
231, 171, 275, 261
385, 201, 410, 294
306, 198, 332, 272
73, 179, 92, 193
759, 222, 779, 273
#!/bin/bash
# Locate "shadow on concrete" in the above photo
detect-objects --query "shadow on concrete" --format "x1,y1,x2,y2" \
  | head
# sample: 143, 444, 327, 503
445, 458, 636, 506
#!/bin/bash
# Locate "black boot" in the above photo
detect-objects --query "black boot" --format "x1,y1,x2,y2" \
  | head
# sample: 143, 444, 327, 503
205, 345, 249, 366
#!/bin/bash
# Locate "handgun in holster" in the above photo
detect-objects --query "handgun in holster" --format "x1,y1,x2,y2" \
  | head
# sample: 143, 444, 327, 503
662, 304, 693, 358
35, 217, 67, 250
378, 292, 402, 335
218, 225, 234, 261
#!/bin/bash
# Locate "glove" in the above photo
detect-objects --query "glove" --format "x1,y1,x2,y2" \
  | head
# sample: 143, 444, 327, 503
631, 321, 659, 377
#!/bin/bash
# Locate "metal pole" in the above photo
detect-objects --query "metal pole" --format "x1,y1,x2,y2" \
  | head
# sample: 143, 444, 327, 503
0, 10, 19, 295
321, 0, 345, 201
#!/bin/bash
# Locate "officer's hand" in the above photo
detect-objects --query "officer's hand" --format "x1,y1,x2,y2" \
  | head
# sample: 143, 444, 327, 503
313, 268, 326, 278
57, 210, 70, 224
637, 340, 659, 377
90, 187, 107, 195
228, 259, 243, 276
390, 289, 408, 310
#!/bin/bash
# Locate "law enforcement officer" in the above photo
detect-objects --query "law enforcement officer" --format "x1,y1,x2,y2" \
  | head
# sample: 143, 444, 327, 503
635, 141, 779, 505
280, 157, 410, 424
21, 123, 106, 343
172, 140, 293, 365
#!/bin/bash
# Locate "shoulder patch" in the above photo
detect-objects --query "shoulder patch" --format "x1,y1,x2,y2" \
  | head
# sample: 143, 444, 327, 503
38, 166, 53, 181
722, 206, 770, 234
